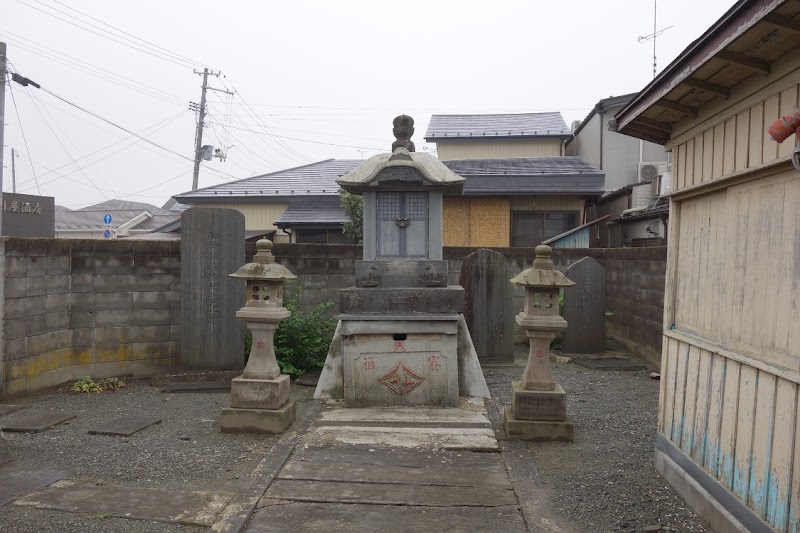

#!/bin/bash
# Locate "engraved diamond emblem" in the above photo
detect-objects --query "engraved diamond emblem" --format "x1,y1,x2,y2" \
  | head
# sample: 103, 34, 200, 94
378, 363, 425, 395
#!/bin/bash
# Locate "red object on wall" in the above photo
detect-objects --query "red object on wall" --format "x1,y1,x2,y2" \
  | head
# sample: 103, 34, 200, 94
768, 109, 800, 143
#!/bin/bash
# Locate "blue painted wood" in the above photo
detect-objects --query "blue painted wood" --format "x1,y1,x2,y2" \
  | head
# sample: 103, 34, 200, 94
549, 227, 590, 249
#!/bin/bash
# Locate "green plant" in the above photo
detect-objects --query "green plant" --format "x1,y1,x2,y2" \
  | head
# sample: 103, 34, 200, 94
340, 190, 363, 244
72, 376, 125, 393
72, 376, 102, 394
243, 286, 336, 377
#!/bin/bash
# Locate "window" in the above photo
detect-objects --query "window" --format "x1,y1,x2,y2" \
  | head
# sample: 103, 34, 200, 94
511, 211, 579, 247
295, 229, 347, 244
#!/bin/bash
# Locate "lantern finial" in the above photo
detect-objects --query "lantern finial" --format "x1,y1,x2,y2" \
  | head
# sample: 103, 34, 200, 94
253, 238, 275, 265
532, 245, 554, 270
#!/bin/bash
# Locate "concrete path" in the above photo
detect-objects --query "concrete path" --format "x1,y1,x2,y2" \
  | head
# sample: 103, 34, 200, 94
240, 402, 534, 533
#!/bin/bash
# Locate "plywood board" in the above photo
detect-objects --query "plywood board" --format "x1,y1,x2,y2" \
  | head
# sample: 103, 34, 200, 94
733, 365, 758, 501
762, 94, 780, 164
766, 377, 795, 529
761, 180, 785, 352
778, 87, 798, 159
671, 341, 690, 445
681, 345, 702, 455
719, 358, 741, 490
691, 349, 713, 465
734, 110, 750, 172
704, 354, 726, 477
748, 102, 764, 168
748, 371, 776, 518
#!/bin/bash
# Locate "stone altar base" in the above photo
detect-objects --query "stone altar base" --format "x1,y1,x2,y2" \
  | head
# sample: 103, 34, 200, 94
230, 374, 290, 410
220, 402, 296, 434
220, 374, 295, 433
503, 382, 573, 442
341, 318, 459, 408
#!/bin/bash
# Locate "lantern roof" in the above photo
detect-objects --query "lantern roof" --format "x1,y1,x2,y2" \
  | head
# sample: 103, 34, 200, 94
336, 115, 465, 195
230, 239, 297, 281
510, 245, 575, 288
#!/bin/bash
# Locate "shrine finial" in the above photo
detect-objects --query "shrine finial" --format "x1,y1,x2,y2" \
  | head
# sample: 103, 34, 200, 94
392, 115, 415, 152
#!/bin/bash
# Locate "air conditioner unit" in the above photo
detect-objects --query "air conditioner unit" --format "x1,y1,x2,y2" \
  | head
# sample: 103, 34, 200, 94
639, 161, 669, 194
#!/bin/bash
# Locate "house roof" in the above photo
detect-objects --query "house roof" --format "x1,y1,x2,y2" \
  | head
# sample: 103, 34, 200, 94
175, 159, 359, 202
175, 156, 604, 204
274, 197, 348, 229
569, 93, 638, 138
424, 112, 571, 142
76, 199, 171, 215
614, 0, 800, 144
447, 157, 604, 196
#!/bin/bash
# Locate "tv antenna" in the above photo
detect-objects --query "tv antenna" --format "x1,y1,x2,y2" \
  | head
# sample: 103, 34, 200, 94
638, 0, 674, 78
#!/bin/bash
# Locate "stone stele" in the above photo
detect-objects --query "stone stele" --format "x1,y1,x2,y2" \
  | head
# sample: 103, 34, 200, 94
562, 256, 606, 354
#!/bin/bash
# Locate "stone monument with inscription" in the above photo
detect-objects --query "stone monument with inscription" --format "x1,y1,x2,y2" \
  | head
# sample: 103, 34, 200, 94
220, 239, 297, 433
460, 249, 514, 363
504, 245, 575, 441
562, 257, 606, 354
314, 115, 489, 406
180, 208, 245, 370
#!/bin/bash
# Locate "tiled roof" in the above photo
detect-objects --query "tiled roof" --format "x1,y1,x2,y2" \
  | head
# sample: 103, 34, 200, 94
175, 159, 360, 201
274, 197, 348, 228
175, 156, 603, 202
443, 157, 601, 177
424, 113, 570, 141
56, 209, 146, 231
76, 199, 171, 215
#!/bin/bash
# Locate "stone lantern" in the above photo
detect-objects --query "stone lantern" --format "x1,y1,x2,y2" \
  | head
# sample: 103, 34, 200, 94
219, 239, 297, 433
504, 244, 575, 441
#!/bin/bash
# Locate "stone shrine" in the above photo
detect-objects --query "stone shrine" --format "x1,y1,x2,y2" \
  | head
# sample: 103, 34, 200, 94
315, 115, 489, 406
219, 239, 297, 433
504, 245, 574, 441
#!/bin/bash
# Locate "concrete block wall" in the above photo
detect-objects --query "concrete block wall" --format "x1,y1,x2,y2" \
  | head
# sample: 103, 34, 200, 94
270, 243, 666, 369
1, 238, 180, 397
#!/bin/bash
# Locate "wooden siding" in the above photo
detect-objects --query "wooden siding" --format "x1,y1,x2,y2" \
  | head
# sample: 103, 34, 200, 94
662, 164, 800, 532
436, 140, 562, 161
670, 81, 799, 194
195, 202, 290, 239
510, 196, 585, 214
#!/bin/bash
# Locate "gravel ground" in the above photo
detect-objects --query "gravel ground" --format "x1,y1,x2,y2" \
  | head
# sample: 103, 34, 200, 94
0, 378, 315, 532
485, 345, 708, 533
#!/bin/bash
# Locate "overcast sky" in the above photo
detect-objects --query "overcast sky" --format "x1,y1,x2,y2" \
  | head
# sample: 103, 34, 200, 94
2, 0, 736, 210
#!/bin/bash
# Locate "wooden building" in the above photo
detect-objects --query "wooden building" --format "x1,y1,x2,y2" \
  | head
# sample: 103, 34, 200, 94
614, 1, 800, 530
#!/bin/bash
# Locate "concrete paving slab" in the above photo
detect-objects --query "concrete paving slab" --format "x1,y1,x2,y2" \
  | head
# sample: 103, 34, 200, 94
264, 479, 516, 507
88, 415, 162, 437
14, 483, 232, 526
0, 470, 66, 507
279, 459, 511, 488
1, 412, 76, 433
0, 405, 22, 417
315, 406, 491, 427
303, 425, 499, 451
247, 502, 526, 532
573, 358, 646, 371
294, 445, 506, 471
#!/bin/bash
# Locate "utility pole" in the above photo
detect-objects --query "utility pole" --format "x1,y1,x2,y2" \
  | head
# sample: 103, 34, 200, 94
11, 148, 16, 193
190, 68, 233, 190
0, 41, 7, 236
191, 68, 210, 191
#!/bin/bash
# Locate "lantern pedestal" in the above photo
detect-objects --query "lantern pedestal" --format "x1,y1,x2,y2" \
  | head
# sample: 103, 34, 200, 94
504, 245, 575, 442
220, 239, 297, 434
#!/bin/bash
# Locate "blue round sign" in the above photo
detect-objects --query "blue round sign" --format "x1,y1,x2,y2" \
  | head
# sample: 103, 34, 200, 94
103, 213, 113, 225
103, 229, 112, 239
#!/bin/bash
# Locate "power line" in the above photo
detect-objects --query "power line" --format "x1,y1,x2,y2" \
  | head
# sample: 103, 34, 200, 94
0, 29, 187, 106
21, 84, 113, 199
6, 71, 41, 194
207, 120, 384, 151
45, 0, 213, 69
14, 109, 187, 188
17, 0, 200, 69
